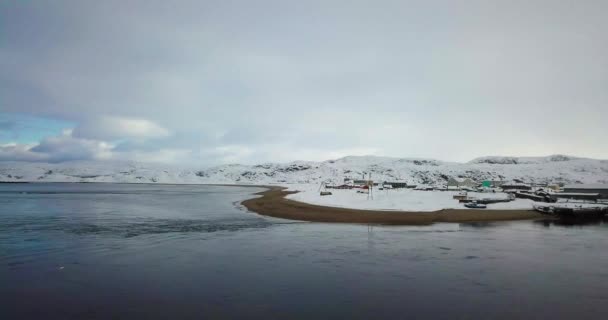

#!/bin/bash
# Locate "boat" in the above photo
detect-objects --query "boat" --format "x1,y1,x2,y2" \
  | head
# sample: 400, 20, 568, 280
453, 192, 468, 200
459, 193, 513, 204
476, 197, 513, 204
464, 201, 487, 209
532, 204, 554, 214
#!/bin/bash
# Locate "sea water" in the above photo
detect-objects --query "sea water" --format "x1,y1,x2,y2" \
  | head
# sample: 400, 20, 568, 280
1, 183, 607, 319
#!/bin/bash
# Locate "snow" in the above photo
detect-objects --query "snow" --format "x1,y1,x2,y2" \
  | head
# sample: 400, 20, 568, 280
1, 154, 607, 187
285, 184, 536, 211
2, 154, 606, 211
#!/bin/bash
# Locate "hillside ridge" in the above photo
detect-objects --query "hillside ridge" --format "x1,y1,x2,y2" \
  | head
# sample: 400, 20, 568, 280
1, 154, 607, 186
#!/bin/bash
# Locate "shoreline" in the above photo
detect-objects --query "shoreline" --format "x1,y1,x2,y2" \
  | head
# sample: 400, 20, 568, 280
242, 186, 546, 225
1, 181, 547, 225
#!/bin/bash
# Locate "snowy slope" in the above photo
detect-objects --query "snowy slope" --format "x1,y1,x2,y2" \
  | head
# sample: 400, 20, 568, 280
1, 155, 607, 186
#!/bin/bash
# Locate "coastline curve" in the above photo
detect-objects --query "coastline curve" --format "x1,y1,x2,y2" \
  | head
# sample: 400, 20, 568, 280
241, 186, 545, 225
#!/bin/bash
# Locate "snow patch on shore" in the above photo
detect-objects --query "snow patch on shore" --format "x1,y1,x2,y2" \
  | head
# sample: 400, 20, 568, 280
285, 184, 535, 212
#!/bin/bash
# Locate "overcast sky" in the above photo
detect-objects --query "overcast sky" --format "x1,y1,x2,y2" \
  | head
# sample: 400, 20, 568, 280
1, 0, 607, 165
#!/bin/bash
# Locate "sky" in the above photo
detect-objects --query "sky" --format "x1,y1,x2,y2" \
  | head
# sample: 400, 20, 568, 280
1, 0, 607, 166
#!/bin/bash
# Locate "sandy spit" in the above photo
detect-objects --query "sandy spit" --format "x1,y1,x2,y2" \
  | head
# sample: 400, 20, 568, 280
241, 186, 545, 225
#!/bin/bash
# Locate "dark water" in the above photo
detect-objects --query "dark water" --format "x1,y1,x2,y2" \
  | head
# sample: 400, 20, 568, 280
1, 183, 608, 319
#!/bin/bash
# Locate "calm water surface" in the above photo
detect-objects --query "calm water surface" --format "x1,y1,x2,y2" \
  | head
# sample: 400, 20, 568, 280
1, 183, 608, 319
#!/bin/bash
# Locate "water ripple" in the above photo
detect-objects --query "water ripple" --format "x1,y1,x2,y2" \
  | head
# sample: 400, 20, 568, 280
0, 216, 276, 238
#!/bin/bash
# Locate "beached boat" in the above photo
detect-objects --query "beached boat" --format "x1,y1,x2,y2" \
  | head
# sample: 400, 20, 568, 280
464, 201, 487, 209
453, 192, 468, 200
533, 204, 554, 214
459, 193, 514, 204
476, 197, 514, 204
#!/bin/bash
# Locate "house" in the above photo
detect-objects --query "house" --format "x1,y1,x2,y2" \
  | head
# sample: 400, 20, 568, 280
482, 180, 505, 188
325, 184, 353, 190
501, 182, 531, 192
352, 179, 367, 186
564, 184, 608, 199
352, 179, 377, 187
384, 181, 408, 188
447, 177, 476, 189
515, 192, 550, 202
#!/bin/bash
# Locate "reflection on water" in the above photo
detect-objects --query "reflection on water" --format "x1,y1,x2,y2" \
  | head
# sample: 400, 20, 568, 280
1, 183, 608, 320
535, 216, 608, 228
463, 217, 608, 229
459, 221, 504, 229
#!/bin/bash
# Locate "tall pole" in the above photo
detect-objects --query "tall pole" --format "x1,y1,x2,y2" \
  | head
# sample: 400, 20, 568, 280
368, 172, 373, 200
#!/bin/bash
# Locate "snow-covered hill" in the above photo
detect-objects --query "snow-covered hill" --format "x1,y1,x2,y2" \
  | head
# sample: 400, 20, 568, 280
1, 155, 607, 186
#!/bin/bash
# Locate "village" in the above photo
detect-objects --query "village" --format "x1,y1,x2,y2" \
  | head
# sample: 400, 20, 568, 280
292, 174, 608, 216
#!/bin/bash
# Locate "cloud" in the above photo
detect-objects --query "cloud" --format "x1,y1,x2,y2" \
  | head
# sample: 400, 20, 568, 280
0, 131, 188, 164
72, 116, 170, 141
30, 134, 112, 162
0, 143, 47, 162
0, 123, 112, 162
112, 148, 194, 164
200, 145, 255, 164
1, 1, 608, 164
198, 143, 380, 165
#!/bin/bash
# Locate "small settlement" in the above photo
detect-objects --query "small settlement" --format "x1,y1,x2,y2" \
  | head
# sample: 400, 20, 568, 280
318, 176, 608, 217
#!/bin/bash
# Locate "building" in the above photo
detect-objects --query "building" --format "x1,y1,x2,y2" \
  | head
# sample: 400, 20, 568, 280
352, 179, 367, 186
325, 184, 353, 190
515, 192, 547, 202
564, 184, 608, 199
551, 192, 600, 202
482, 180, 505, 188
352, 179, 378, 187
447, 177, 476, 189
501, 182, 531, 192
384, 181, 408, 188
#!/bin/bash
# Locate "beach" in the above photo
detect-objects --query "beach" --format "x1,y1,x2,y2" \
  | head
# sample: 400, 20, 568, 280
242, 187, 545, 225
